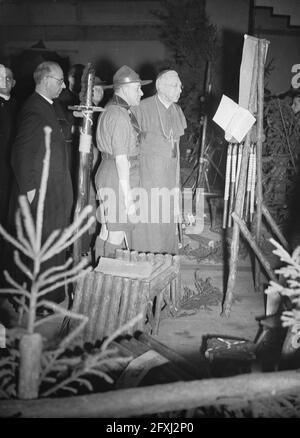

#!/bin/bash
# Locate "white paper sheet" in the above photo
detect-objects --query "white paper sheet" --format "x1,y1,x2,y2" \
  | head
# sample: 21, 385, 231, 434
213, 95, 256, 143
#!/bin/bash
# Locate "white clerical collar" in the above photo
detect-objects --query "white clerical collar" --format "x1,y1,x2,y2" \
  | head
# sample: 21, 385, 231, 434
37, 91, 53, 105
157, 93, 172, 109
0, 93, 10, 101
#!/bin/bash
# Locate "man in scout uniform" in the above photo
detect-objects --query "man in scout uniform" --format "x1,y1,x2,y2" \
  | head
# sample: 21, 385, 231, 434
94, 65, 151, 259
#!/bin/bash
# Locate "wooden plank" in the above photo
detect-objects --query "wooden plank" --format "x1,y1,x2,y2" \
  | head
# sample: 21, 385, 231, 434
105, 276, 123, 336
138, 252, 147, 262
153, 289, 164, 335
129, 337, 195, 382
115, 249, 123, 260
137, 333, 206, 379
96, 257, 155, 279
123, 250, 131, 262
71, 273, 87, 314
18, 333, 43, 400
125, 280, 141, 334
173, 255, 182, 305
95, 274, 113, 340
130, 251, 138, 262
136, 282, 149, 332
3, 371, 300, 418
85, 272, 104, 342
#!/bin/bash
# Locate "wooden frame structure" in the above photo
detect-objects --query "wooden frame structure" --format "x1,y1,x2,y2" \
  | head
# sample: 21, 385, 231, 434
70, 250, 181, 342
222, 36, 290, 317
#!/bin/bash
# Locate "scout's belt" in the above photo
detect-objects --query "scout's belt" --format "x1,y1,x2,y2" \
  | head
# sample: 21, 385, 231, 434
101, 152, 139, 163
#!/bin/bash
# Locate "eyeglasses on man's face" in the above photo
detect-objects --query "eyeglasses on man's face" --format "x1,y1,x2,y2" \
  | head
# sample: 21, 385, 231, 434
0, 76, 14, 84
166, 83, 183, 90
47, 75, 65, 86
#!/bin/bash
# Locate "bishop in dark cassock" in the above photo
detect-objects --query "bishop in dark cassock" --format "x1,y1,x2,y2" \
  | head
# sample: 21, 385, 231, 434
132, 70, 187, 254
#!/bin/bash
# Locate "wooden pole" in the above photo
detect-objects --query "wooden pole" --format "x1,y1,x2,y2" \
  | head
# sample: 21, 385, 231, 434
262, 203, 289, 250
96, 274, 113, 339
85, 272, 104, 342
222, 143, 232, 228
137, 333, 206, 379
232, 212, 277, 282
4, 370, 300, 418
244, 144, 253, 222
235, 143, 243, 195
73, 66, 95, 265
228, 143, 237, 227
18, 333, 43, 400
254, 39, 269, 293
222, 45, 258, 317
71, 64, 104, 264
105, 276, 123, 335
250, 144, 256, 222
117, 277, 132, 327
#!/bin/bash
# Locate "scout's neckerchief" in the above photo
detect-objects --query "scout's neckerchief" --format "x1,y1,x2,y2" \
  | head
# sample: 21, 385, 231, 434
110, 94, 142, 144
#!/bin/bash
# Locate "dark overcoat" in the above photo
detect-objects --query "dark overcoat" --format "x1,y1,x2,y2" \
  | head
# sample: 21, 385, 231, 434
9, 92, 74, 303
0, 96, 18, 228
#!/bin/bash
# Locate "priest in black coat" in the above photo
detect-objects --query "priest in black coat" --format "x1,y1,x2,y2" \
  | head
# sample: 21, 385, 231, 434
0, 66, 18, 229
10, 61, 74, 305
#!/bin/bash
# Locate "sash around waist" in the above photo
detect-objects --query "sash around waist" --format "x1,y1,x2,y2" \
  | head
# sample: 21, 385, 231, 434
140, 138, 179, 159
101, 152, 139, 162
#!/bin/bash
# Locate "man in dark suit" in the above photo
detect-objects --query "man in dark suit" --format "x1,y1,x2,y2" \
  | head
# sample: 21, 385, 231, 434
10, 61, 74, 306
0, 65, 18, 229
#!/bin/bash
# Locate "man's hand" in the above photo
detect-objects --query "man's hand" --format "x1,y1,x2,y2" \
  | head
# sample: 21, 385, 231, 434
92, 86, 104, 105
27, 189, 36, 204
73, 110, 83, 118
125, 194, 136, 218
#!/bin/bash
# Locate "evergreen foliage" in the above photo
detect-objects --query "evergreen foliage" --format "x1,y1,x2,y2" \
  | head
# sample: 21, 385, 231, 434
152, 0, 218, 134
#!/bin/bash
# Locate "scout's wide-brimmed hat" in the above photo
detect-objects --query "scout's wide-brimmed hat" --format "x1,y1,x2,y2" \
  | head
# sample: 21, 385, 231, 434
94, 76, 112, 89
110, 65, 152, 87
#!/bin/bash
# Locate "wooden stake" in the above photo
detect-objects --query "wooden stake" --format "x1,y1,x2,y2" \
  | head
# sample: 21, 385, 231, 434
235, 143, 243, 194
18, 333, 43, 400
85, 272, 104, 341
222, 44, 259, 317
254, 39, 269, 293
244, 144, 253, 222
105, 276, 123, 335
95, 274, 113, 339
232, 212, 277, 282
222, 143, 232, 228
250, 144, 256, 222
262, 203, 289, 250
228, 144, 237, 227
117, 277, 132, 327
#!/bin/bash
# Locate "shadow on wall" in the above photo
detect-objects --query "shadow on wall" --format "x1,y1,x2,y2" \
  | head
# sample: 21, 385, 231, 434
137, 62, 158, 98
94, 57, 116, 106
221, 29, 244, 102
10, 41, 69, 106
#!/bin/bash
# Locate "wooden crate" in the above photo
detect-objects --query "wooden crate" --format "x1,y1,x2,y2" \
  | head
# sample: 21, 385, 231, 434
70, 250, 181, 342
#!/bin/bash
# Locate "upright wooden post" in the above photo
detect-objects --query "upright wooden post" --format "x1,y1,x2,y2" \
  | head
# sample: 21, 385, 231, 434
254, 39, 269, 293
222, 47, 258, 317
18, 333, 43, 399
70, 64, 104, 264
